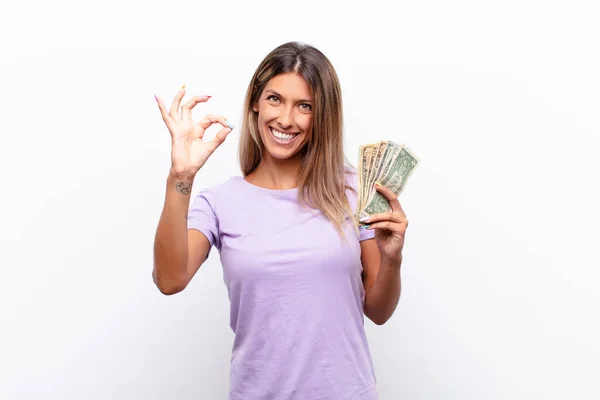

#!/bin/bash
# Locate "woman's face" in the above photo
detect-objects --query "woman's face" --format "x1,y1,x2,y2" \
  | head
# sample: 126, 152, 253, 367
253, 72, 313, 162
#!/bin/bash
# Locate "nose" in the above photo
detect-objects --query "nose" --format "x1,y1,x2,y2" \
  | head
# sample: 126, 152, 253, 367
277, 106, 294, 130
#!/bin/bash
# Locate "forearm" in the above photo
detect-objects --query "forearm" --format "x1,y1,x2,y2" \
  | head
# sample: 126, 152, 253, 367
364, 256, 402, 325
153, 170, 195, 291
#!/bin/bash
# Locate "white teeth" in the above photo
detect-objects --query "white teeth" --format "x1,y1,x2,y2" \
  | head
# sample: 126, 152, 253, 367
270, 128, 296, 141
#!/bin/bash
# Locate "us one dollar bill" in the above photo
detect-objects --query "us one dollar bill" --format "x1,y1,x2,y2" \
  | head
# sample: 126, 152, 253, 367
356, 140, 420, 221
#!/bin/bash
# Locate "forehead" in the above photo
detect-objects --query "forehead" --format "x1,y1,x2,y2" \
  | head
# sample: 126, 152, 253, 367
264, 72, 312, 100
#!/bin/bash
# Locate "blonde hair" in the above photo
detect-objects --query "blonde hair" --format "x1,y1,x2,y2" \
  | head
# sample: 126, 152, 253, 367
238, 41, 355, 235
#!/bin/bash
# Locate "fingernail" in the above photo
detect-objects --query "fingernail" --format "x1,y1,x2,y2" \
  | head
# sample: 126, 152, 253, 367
375, 181, 382, 187
360, 224, 371, 230
181, 84, 186, 90
154, 94, 158, 102
226, 120, 234, 129
359, 216, 370, 223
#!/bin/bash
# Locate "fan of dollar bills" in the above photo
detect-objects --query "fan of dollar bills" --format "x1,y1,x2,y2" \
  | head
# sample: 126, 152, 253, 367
356, 140, 420, 222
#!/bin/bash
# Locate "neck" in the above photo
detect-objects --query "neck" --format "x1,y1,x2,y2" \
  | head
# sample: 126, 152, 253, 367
250, 152, 303, 190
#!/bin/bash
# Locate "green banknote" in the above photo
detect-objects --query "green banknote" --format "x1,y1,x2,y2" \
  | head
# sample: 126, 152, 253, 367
356, 140, 420, 221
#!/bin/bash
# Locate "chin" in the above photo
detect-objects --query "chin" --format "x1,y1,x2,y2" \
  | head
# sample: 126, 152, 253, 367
261, 125, 307, 161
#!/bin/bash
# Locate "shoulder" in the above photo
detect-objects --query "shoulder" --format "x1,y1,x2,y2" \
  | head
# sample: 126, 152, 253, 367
209, 175, 245, 195
190, 175, 245, 212
194, 175, 244, 197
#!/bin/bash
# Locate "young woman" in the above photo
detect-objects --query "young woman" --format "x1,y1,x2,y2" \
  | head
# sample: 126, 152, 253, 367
153, 41, 408, 400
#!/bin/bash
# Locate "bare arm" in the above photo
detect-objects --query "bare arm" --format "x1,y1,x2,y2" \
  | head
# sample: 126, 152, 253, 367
152, 86, 233, 294
359, 183, 408, 325
152, 170, 211, 295
360, 238, 402, 325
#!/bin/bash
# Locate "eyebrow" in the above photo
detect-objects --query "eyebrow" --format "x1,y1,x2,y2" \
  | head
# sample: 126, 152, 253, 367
265, 89, 312, 103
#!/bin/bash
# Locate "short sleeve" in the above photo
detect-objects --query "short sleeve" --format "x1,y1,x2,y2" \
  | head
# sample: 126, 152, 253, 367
187, 188, 221, 251
358, 224, 375, 241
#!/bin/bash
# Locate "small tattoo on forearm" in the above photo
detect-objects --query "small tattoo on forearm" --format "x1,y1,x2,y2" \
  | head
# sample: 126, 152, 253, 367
175, 181, 192, 195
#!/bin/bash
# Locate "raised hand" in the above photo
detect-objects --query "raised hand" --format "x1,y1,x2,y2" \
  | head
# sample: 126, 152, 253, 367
155, 86, 233, 178
360, 182, 408, 264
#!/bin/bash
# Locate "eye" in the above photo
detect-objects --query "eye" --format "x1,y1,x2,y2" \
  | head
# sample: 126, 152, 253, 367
266, 95, 280, 103
299, 103, 312, 111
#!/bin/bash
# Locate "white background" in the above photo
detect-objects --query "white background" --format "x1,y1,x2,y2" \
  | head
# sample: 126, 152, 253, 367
1, 1, 599, 399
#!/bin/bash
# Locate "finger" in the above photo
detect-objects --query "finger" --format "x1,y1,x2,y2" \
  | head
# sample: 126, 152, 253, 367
155, 95, 175, 133
198, 114, 234, 131
196, 114, 233, 141
181, 95, 212, 121
155, 94, 169, 121
169, 85, 187, 119
366, 220, 408, 233
360, 211, 405, 224
375, 182, 405, 216
207, 126, 234, 151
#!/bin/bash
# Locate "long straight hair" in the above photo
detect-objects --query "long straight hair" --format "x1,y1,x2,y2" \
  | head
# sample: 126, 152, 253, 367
238, 42, 355, 235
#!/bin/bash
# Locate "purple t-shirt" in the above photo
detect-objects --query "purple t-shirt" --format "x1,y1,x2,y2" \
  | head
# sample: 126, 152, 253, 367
187, 169, 378, 400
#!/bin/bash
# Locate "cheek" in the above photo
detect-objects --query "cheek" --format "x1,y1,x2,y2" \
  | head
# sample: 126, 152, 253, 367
257, 107, 277, 127
298, 114, 313, 133
255, 111, 266, 131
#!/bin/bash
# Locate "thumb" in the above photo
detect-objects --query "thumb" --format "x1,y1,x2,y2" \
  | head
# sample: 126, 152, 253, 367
208, 125, 233, 151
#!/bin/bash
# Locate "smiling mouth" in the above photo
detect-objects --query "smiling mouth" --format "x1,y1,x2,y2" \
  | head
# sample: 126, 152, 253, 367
269, 127, 300, 143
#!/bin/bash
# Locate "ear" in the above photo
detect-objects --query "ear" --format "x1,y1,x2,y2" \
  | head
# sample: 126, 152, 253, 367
252, 101, 259, 113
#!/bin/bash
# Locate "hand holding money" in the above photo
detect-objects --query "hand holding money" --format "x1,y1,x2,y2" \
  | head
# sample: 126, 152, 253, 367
356, 140, 419, 222
360, 182, 409, 262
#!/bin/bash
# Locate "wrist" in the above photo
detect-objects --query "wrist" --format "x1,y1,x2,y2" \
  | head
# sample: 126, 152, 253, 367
167, 169, 196, 196
168, 168, 196, 182
381, 254, 403, 269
